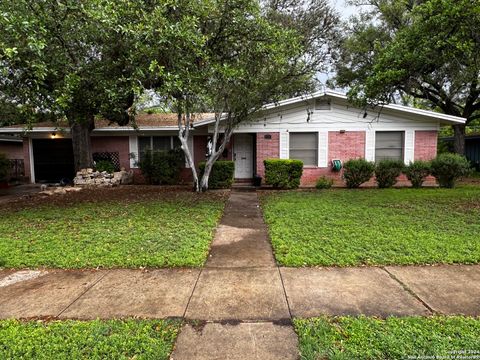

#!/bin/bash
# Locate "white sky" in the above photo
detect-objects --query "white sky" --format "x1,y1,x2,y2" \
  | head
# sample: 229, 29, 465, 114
330, 0, 358, 19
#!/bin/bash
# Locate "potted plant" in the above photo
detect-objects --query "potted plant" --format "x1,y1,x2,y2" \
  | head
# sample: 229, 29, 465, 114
0, 153, 10, 188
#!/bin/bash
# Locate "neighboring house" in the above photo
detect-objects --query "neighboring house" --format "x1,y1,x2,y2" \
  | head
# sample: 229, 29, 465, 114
0, 91, 466, 185
442, 134, 480, 170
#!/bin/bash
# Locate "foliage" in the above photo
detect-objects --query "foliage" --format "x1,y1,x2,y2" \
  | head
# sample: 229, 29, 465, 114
0, 1, 156, 168
294, 316, 480, 360
430, 153, 472, 188
260, 187, 480, 266
404, 160, 431, 188
0, 153, 9, 182
315, 176, 333, 189
147, 0, 339, 191
0, 192, 225, 268
199, 160, 234, 189
138, 149, 184, 185
333, 0, 480, 154
94, 160, 115, 174
0, 319, 181, 360
264, 159, 304, 189
342, 159, 374, 188
374, 159, 405, 188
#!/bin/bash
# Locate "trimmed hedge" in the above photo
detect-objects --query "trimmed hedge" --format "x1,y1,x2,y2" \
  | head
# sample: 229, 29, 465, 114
405, 160, 431, 188
343, 158, 375, 188
264, 159, 303, 189
138, 149, 184, 185
431, 153, 471, 188
375, 159, 405, 188
199, 160, 234, 189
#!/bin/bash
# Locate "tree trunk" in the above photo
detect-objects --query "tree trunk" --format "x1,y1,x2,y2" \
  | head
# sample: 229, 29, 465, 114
453, 124, 466, 155
69, 116, 95, 171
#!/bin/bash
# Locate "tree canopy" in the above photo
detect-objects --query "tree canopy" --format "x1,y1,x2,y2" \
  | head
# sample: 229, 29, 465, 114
333, 0, 480, 154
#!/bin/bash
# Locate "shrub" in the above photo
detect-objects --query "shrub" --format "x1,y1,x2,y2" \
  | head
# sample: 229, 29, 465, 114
138, 149, 184, 185
343, 158, 375, 188
375, 159, 405, 188
264, 159, 303, 189
430, 153, 471, 188
199, 160, 235, 189
404, 160, 431, 188
95, 160, 115, 173
315, 176, 333, 189
0, 153, 9, 182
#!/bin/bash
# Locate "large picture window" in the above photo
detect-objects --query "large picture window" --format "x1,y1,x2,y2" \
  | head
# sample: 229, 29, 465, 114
289, 132, 318, 166
375, 131, 404, 161
138, 136, 180, 161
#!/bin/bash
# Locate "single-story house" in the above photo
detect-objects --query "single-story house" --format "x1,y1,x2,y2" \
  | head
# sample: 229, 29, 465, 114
0, 90, 466, 185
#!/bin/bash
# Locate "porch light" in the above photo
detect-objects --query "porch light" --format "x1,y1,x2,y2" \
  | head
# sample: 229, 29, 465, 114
51, 132, 56, 139
339, 130, 346, 134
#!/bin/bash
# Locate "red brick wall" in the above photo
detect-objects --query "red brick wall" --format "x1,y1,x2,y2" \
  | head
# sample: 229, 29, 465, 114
301, 131, 366, 186
91, 136, 130, 170
0, 142, 23, 160
414, 130, 437, 161
256, 132, 280, 178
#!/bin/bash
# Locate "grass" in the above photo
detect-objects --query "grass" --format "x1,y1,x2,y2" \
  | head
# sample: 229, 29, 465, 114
294, 316, 480, 360
0, 191, 225, 268
0, 319, 181, 360
261, 187, 480, 266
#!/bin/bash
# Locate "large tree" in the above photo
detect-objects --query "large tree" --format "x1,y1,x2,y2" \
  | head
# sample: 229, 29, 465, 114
0, 1, 155, 170
148, 0, 339, 191
333, 0, 480, 154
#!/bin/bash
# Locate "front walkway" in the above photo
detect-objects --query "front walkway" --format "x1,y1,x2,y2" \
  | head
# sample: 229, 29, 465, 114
1, 190, 480, 359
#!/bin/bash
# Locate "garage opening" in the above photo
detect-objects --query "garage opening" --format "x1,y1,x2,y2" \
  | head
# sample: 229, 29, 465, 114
32, 139, 75, 183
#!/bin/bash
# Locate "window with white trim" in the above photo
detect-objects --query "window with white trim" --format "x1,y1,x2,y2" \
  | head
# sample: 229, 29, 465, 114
289, 132, 318, 166
375, 131, 404, 161
138, 136, 180, 161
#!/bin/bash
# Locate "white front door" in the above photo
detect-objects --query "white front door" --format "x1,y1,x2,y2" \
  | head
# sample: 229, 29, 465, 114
234, 134, 254, 178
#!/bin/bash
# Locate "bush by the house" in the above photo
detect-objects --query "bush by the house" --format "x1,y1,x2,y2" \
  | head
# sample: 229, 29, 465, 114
138, 149, 184, 185
264, 159, 303, 189
404, 160, 431, 188
315, 176, 333, 189
430, 153, 471, 188
342, 158, 375, 188
0, 153, 9, 182
199, 160, 235, 189
95, 160, 115, 174
375, 159, 405, 188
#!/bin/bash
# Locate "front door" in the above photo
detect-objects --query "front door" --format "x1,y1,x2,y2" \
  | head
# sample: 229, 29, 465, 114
234, 134, 253, 179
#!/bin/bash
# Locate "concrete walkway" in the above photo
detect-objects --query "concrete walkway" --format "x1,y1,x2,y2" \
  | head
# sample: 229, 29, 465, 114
1, 190, 480, 359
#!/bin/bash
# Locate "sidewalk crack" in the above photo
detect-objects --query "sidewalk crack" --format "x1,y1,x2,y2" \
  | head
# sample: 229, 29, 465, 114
56, 270, 110, 318
382, 267, 438, 315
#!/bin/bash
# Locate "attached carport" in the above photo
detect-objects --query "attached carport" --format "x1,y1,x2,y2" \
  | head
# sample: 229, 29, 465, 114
32, 139, 75, 183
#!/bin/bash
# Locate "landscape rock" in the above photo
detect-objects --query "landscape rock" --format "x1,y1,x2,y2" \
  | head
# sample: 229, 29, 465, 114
73, 169, 134, 187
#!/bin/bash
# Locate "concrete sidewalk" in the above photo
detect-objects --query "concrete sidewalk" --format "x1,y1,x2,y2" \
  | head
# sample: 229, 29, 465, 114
1, 190, 480, 359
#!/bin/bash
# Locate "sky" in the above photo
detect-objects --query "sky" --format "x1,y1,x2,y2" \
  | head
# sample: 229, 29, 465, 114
330, 0, 359, 19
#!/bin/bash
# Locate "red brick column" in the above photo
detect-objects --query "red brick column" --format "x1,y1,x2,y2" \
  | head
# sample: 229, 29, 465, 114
256, 132, 279, 178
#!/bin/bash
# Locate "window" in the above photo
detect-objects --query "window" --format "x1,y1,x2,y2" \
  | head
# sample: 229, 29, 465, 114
375, 131, 404, 161
138, 136, 180, 161
289, 132, 317, 166
314, 99, 331, 110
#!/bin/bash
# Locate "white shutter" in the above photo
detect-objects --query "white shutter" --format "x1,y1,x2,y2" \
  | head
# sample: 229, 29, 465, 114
129, 135, 139, 168
279, 132, 289, 159
365, 129, 375, 161
318, 131, 328, 167
404, 130, 415, 164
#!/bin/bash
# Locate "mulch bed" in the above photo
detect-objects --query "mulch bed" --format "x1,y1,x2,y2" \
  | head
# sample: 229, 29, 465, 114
0, 185, 229, 212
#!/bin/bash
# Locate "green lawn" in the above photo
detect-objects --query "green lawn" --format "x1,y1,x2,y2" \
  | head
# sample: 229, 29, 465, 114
0, 191, 225, 268
0, 319, 180, 360
261, 187, 480, 266
294, 316, 480, 360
